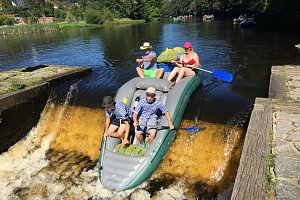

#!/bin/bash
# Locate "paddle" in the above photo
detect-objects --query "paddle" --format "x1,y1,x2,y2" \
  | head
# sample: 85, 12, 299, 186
160, 62, 233, 83
186, 65, 233, 83
158, 125, 204, 133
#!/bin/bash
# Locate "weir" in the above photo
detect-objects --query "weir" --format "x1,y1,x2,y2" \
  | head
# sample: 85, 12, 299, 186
0, 65, 92, 153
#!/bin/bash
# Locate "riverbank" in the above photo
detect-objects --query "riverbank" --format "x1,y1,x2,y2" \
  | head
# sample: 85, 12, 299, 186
232, 65, 300, 199
0, 19, 145, 35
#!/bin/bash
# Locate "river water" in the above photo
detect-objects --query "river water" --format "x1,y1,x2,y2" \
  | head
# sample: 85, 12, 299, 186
0, 19, 300, 199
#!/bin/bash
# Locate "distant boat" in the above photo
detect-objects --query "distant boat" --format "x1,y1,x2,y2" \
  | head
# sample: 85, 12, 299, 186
203, 15, 214, 21
240, 20, 255, 29
173, 17, 182, 22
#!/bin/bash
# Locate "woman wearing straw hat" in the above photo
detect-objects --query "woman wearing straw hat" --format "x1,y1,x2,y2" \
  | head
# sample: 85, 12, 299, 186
136, 42, 164, 79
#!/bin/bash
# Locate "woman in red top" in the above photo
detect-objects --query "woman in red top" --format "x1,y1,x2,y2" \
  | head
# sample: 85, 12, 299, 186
167, 42, 200, 86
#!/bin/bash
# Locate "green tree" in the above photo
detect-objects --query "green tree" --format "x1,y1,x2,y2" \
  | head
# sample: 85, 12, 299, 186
69, 4, 82, 21
142, 0, 161, 21
54, 9, 66, 19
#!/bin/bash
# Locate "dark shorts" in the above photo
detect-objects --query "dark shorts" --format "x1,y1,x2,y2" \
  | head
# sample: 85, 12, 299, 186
110, 118, 125, 127
110, 117, 132, 127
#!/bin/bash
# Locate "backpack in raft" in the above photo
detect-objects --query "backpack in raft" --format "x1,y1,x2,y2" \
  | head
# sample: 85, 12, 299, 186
157, 47, 185, 72
157, 47, 185, 63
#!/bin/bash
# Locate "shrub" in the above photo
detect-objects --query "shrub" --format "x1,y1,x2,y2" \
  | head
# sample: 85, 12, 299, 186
84, 8, 103, 24
65, 12, 77, 22
27, 16, 38, 24
0, 15, 16, 26
84, 7, 116, 24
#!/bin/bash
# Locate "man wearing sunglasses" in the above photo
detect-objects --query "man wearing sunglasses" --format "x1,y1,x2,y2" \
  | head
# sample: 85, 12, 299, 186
102, 96, 132, 144
133, 87, 174, 148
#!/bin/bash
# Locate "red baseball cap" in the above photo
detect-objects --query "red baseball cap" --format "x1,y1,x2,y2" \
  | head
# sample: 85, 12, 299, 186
184, 42, 192, 48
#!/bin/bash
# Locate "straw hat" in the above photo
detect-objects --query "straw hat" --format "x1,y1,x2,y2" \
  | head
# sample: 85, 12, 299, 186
140, 42, 152, 50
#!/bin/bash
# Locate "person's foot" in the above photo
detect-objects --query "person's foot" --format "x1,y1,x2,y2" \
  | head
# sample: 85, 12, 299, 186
140, 141, 147, 149
168, 81, 175, 89
121, 139, 129, 145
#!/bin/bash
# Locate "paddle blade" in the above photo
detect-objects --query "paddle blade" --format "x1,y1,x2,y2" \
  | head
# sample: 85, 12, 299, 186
185, 127, 201, 132
212, 70, 233, 82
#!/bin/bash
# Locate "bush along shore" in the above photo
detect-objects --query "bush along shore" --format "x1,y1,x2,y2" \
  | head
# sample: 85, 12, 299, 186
0, 19, 145, 36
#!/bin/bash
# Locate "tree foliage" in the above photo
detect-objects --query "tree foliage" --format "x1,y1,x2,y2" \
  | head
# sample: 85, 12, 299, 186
0, 0, 298, 26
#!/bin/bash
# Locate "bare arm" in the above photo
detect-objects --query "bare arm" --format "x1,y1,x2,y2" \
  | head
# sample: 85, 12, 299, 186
193, 53, 200, 68
171, 55, 184, 67
133, 112, 138, 127
136, 55, 155, 63
165, 112, 174, 130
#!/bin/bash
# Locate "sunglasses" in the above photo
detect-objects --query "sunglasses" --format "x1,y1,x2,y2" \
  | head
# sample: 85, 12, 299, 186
184, 48, 191, 51
146, 92, 156, 97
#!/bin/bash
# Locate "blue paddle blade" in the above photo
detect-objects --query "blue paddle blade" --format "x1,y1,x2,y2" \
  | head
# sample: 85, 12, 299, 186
212, 70, 233, 82
185, 127, 201, 132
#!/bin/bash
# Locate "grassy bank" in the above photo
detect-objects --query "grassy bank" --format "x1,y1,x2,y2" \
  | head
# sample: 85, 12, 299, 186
0, 23, 60, 35
0, 65, 85, 95
106, 18, 145, 25
0, 19, 145, 35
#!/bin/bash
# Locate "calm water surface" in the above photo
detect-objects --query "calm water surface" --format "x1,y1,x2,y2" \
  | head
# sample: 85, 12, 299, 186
0, 19, 300, 199
1, 20, 299, 121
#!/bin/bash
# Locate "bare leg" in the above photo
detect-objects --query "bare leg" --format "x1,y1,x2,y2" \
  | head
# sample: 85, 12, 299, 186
156, 68, 164, 79
115, 124, 126, 141
183, 68, 196, 76
121, 122, 130, 144
167, 67, 181, 81
147, 129, 157, 145
176, 68, 196, 84
136, 132, 144, 145
136, 67, 144, 78
175, 68, 185, 84
107, 125, 119, 137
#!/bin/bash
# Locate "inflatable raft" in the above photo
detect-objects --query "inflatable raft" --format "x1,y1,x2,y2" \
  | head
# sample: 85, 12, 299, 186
98, 72, 202, 191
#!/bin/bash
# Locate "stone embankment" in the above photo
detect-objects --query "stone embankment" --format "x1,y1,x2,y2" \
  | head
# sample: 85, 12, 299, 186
0, 64, 91, 110
0, 64, 91, 153
232, 65, 300, 200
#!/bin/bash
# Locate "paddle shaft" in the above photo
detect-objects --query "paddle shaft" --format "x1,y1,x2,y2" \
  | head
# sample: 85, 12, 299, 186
185, 65, 213, 73
169, 61, 212, 73
99, 129, 107, 172
158, 126, 198, 131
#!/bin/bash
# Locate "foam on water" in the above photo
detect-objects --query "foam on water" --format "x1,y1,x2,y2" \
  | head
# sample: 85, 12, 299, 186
0, 89, 245, 199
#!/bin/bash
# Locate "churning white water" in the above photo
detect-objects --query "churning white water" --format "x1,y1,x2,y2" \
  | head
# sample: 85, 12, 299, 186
0, 84, 244, 199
